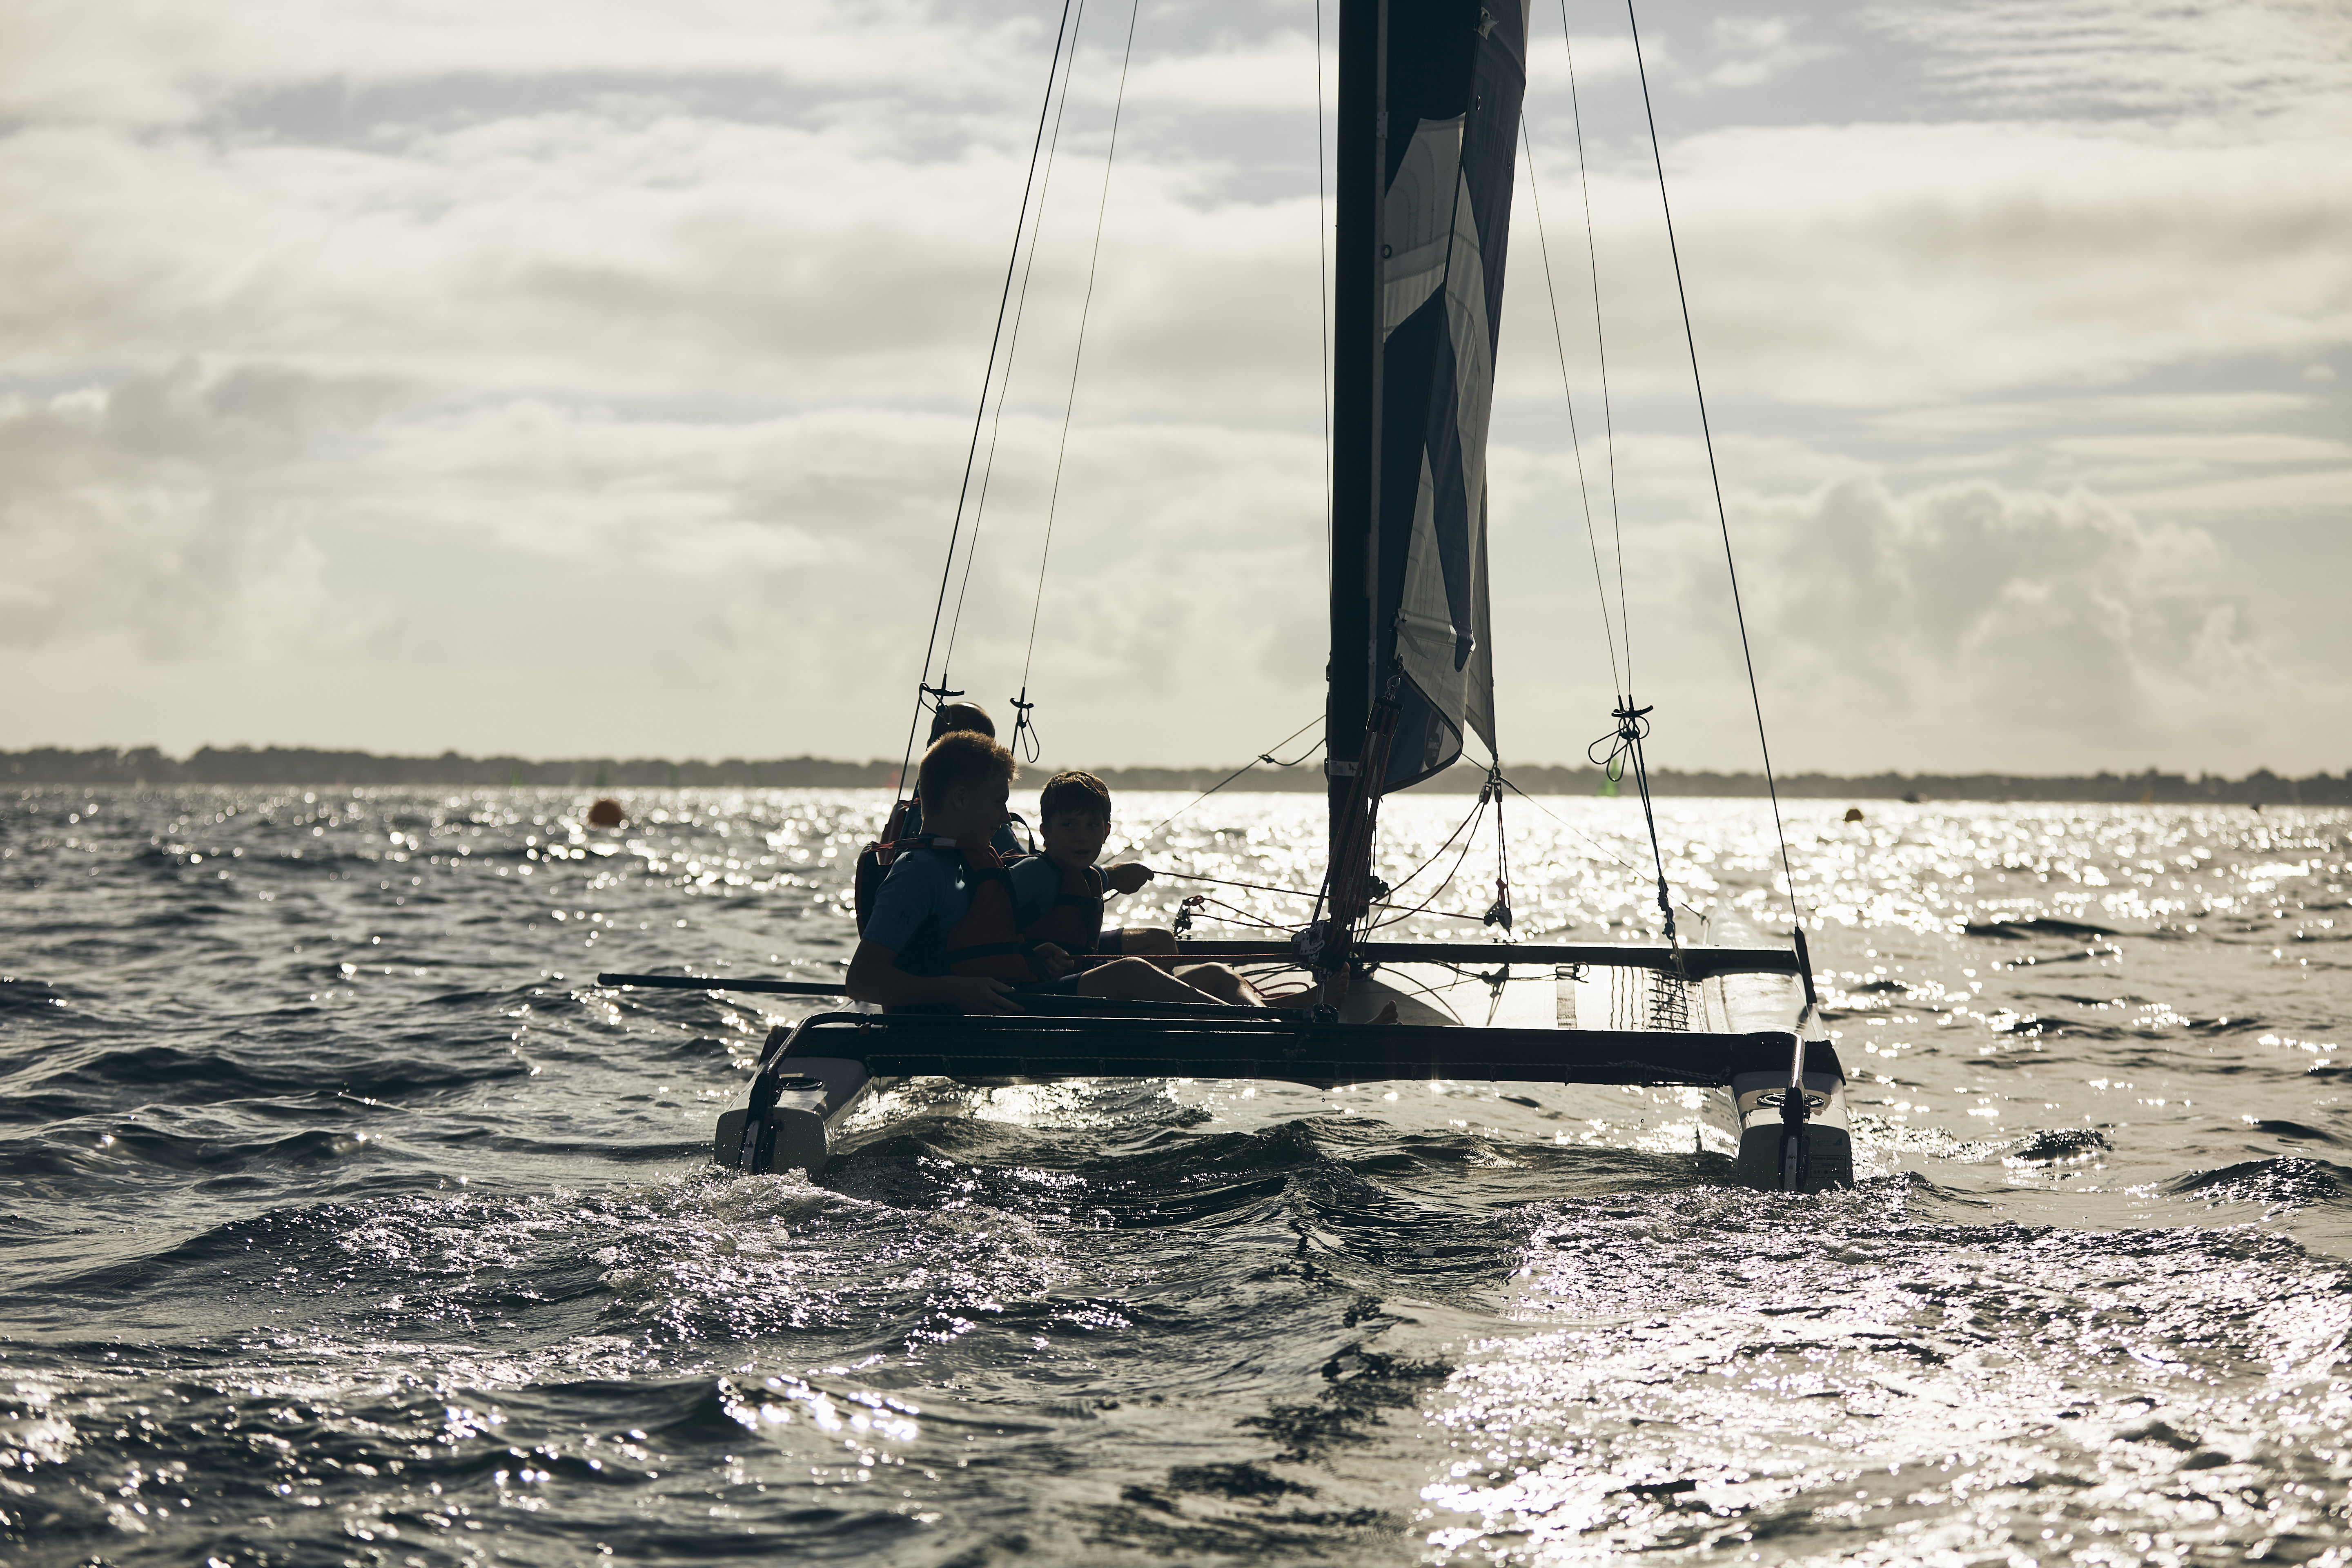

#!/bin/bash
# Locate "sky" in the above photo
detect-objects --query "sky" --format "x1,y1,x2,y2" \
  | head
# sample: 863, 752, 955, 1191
1, 0, 2345, 777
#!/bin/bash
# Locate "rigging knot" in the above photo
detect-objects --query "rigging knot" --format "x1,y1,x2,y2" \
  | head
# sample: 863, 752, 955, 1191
1259, 735, 1326, 768
1484, 765, 1511, 929
1007, 689, 1041, 764
1589, 702, 1654, 768
1173, 895, 1204, 937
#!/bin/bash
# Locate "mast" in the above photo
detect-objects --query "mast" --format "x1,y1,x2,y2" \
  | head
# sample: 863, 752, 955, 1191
1323, 0, 1525, 921
1327, 0, 1382, 855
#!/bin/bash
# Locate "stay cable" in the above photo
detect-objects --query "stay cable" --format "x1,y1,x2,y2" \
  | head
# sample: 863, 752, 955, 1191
899, 0, 1080, 793
1013, 0, 1144, 763
1625, 0, 1803, 927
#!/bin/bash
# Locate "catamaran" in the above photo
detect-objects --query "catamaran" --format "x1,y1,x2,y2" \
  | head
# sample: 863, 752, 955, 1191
606, 0, 1853, 1194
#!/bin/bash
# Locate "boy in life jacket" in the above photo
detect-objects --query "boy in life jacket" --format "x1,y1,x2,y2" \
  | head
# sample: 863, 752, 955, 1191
853, 702, 1029, 936
1010, 770, 1156, 958
896, 702, 1027, 856
1012, 769, 1326, 1010
845, 733, 1253, 1013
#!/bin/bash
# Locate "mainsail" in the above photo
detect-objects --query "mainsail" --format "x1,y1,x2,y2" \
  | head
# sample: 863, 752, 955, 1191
1330, 0, 1528, 802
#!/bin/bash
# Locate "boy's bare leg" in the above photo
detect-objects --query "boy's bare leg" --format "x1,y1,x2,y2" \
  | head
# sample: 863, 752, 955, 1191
1170, 962, 1259, 1005
1118, 927, 1179, 956
1122, 928, 1313, 1008
1077, 956, 1229, 1006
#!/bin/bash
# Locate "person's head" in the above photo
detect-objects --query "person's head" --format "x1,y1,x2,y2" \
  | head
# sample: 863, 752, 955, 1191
927, 702, 996, 743
916, 731, 1016, 841
1038, 770, 1112, 868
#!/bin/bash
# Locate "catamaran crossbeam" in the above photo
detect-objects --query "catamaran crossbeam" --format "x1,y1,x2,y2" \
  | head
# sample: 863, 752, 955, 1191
713, 1006, 1851, 1194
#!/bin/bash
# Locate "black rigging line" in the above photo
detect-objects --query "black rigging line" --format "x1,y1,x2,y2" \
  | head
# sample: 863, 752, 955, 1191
898, 0, 1079, 796
1589, 702, 1678, 943
1489, 771, 1512, 929
1493, 773, 1639, 873
1517, 116, 1623, 702
1625, 0, 1802, 926
1379, 793, 1488, 899
1561, 0, 1633, 697
1118, 715, 1323, 854
941, 0, 1090, 700
1314, 0, 1332, 579
1526, 2, 1668, 940
1013, 0, 1142, 766
1367, 794, 1490, 930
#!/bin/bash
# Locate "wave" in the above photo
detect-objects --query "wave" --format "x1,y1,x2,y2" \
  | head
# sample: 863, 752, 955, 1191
2165, 1156, 2352, 1212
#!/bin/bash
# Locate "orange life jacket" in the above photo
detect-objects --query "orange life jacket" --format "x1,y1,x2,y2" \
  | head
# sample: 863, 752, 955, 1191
1024, 859, 1105, 956
855, 803, 1034, 937
933, 841, 1042, 981
868, 838, 1039, 981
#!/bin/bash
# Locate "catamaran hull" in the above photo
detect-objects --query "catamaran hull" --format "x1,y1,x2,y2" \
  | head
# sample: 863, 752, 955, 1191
1729, 1065, 1851, 1195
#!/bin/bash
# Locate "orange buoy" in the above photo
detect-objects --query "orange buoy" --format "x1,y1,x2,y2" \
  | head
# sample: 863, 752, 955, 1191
587, 798, 625, 828
1842, 806, 1864, 823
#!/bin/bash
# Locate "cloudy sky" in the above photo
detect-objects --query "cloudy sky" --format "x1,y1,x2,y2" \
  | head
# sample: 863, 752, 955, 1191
2, 0, 2344, 776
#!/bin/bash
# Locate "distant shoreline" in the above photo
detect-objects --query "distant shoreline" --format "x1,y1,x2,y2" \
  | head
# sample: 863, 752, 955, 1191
5, 746, 2344, 804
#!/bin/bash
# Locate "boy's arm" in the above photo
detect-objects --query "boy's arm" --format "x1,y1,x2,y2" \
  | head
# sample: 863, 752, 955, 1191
1104, 862, 1154, 895
845, 939, 1025, 1013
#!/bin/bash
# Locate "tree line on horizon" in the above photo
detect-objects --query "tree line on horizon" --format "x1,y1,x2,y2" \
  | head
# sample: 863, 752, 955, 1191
4, 746, 2345, 804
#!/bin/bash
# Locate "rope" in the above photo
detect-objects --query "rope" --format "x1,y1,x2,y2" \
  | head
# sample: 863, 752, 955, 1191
1157, 868, 1319, 900
1075, 949, 1299, 968
1380, 792, 1488, 898
1588, 702, 1678, 943
1370, 901, 1506, 926
1564, 0, 1634, 697
1487, 768, 1512, 930
1114, 714, 1322, 854
1007, 692, 1042, 764
1625, 0, 1802, 928
1517, 116, 1622, 700
1368, 811, 1488, 930
1151, 866, 1491, 926
940, 0, 1091, 699
1492, 773, 1637, 872
1011, 0, 1143, 764
1182, 893, 1291, 931
897, 0, 1079, 797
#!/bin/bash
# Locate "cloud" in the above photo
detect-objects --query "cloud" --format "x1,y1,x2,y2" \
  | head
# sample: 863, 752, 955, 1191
0, 361, 401, 659
1698, 18, 1841, 91
0, 0, 2342, 771
1498, 114, 2352, 410
1723, 477, 2279, 766
1873, 0, 2352, 121
0, 2, 1059, 127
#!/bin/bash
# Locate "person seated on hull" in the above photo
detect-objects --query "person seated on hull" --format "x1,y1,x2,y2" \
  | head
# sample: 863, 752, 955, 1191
1013, 769, 1325, 1011
844, 733, 1258, 1014
895, 702, 1027, 858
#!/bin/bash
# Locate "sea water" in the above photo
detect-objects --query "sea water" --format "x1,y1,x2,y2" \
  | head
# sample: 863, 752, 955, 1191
2, 788, 2346, 1566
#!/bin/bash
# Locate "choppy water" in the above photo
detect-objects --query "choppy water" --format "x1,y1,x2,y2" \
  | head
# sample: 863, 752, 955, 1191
3, 786, 2347, 1566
